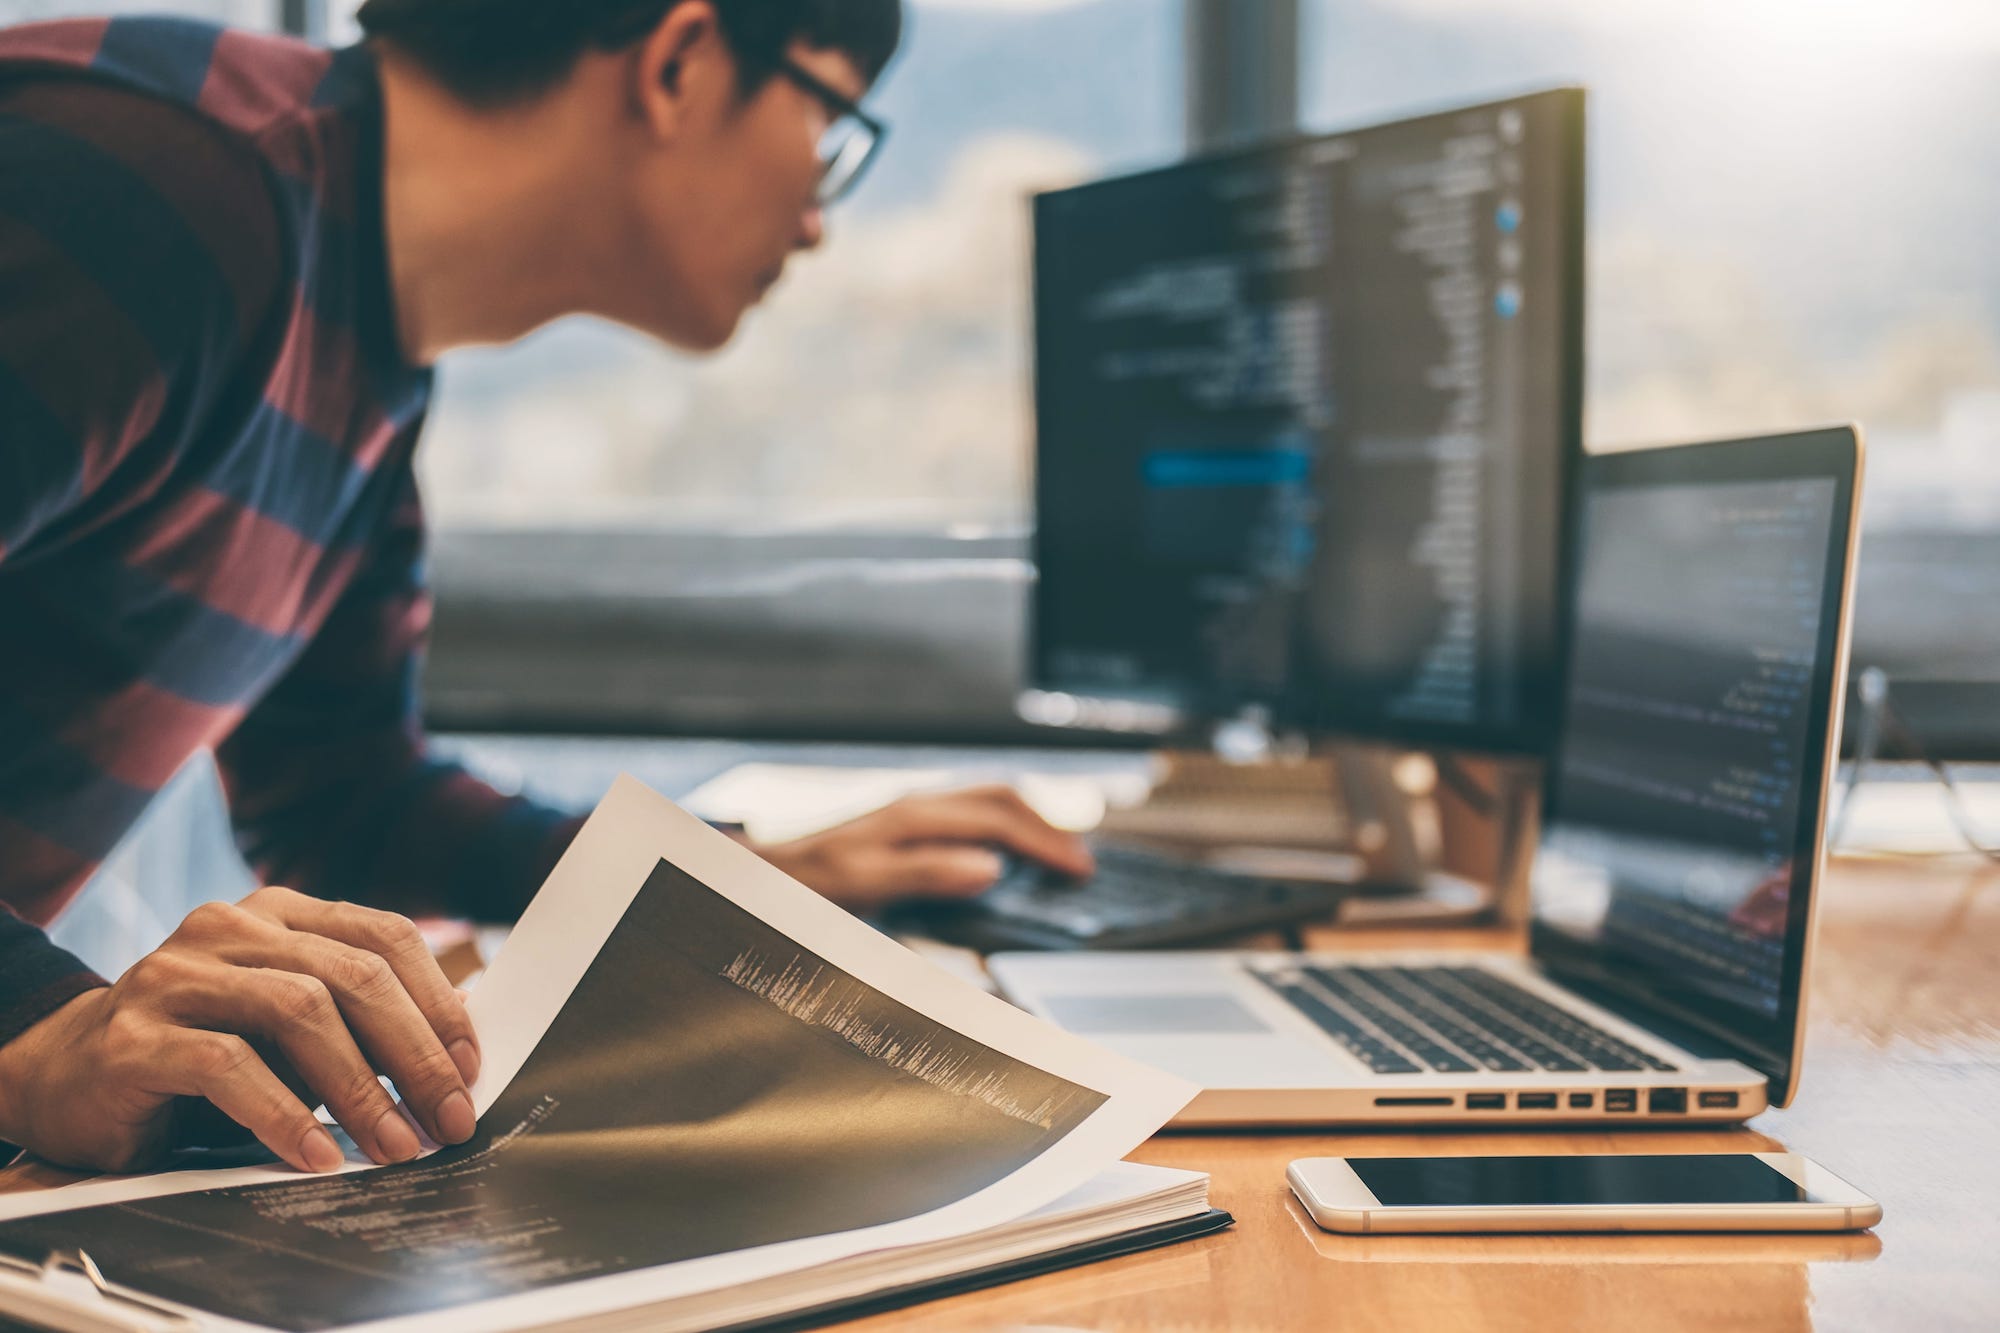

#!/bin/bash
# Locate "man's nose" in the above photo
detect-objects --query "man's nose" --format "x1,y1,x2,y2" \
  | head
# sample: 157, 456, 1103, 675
796, 205, 826, 252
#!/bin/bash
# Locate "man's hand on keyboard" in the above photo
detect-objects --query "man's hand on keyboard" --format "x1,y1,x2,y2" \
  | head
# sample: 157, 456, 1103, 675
752, 785, 1096, 911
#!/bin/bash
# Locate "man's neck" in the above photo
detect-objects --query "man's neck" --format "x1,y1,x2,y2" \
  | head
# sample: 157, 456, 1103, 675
374, 45, 626, 365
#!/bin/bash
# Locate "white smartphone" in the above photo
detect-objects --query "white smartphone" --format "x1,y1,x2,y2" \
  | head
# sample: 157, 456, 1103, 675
1287, 1153, 1882, 1234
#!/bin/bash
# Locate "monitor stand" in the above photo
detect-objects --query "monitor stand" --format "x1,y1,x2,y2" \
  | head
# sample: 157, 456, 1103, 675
1091, 725, 1538, 928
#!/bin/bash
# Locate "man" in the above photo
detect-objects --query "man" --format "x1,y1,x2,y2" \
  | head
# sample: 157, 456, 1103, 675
0, 0, 1091, 1175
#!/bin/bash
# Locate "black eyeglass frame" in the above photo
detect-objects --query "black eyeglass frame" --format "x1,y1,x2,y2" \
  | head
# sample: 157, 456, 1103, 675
776, 56, 888, 206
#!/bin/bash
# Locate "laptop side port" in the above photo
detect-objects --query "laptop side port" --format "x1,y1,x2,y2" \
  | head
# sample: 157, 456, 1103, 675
1648, 1087, 1688, 1114
1698, 1091, 1741, 1109
1568, 1092, 1594, 1109
1517, 1092, 1558, 1110
1466, 1093, 1507, 1110
1374, 1096, 1455, 1107
1605, 1088, 1638, 1112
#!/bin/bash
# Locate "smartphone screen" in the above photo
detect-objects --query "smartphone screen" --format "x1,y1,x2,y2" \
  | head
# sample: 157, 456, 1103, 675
1350, 1155, 1816, 1208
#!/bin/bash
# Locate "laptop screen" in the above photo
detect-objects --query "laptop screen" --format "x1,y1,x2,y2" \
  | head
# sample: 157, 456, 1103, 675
1530, 428, 1860, 1096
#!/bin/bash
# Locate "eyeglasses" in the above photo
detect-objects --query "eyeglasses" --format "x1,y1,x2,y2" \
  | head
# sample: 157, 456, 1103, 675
777, 57, 887, 208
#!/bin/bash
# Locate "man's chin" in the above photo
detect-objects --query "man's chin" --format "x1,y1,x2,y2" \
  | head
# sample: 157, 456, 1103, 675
640, 306, 744, 354
687, 318, 742, 353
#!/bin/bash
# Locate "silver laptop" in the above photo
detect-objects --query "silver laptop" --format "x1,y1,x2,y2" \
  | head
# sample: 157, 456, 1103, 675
992, 427, 1864, 1127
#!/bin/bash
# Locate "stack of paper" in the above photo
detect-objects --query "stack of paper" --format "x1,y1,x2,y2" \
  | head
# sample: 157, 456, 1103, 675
583, 1161, 1215, 1333
0, 777, 1216, 1332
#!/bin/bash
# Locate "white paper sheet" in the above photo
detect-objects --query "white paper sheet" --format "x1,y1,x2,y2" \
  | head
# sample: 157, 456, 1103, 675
680, 761, 1153, 843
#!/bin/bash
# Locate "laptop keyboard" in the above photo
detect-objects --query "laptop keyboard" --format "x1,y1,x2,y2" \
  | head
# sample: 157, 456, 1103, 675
1252, 964, 1681, 1076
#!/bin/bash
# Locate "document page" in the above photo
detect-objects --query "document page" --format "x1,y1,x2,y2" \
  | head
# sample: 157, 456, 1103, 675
0, 777, 1194, 1333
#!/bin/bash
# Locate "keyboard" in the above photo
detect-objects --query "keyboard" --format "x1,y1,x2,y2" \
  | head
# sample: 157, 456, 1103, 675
1252, 963, 1681, 1076
883, 842, 1346, 951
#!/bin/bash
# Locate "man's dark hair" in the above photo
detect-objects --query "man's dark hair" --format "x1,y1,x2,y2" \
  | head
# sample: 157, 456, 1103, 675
354, 0, 902, 108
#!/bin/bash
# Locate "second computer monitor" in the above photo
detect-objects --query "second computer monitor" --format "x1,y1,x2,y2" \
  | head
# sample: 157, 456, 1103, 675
1031, 87, 1584, 753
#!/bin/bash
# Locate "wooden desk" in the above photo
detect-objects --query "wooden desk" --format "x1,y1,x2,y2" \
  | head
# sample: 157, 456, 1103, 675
842, 855, 2000, 1332
6, 856, 1996, 1330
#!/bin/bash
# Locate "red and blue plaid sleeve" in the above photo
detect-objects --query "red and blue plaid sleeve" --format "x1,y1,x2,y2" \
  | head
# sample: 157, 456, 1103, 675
214, 458, 584, 924
0, 75, 283, 1044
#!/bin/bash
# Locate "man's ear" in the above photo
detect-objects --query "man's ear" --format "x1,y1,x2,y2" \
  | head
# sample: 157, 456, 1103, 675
632, 0, 730, 141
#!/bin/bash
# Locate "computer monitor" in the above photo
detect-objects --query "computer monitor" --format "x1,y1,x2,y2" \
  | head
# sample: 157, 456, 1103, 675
1028, 88, 1585, 754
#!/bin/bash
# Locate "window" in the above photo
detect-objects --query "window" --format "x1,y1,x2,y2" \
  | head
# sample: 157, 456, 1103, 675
1304, 0, 1999, 515
327, 0, 1184, 529
330, 0, 1188, 740
7, 0, 272, 24
1304, 0, 2000, 753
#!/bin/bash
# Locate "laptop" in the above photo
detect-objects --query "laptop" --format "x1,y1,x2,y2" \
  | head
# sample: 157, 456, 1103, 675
991, 426, 1864, 1126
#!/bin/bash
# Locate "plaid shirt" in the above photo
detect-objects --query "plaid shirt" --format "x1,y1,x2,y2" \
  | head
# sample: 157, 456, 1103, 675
0, 16, 581, 1048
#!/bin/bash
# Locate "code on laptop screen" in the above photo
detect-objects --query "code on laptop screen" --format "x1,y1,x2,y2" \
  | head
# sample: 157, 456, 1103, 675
1533, 475, 1839, 1022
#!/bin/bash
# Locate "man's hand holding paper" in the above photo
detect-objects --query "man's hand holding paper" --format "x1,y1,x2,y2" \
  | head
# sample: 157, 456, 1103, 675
0, 887, 478, 1175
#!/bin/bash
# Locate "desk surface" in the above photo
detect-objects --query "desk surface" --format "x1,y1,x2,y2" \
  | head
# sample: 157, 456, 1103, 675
840, 854, 2000, 1333
6, 854, 1996, 1332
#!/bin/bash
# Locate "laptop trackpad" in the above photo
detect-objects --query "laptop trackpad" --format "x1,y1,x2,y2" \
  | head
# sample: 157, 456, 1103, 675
1036, 992, 1361, 1085
1040, 992, 1272, 1035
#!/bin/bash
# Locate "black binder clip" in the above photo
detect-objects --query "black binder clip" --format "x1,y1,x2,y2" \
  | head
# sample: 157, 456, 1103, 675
0, 1247, 199, 1327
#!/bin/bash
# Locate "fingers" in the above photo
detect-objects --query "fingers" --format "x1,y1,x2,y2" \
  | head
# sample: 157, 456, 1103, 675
174, 893, 476, 1154
148, 1029, 342, 1174
226, 892, 476, 1150
765, 786, 1097, 908
158, 955, 429, 1165
880, 786, 1096, 878
868, 845, 1011, 899
244, 889, 480, 1084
